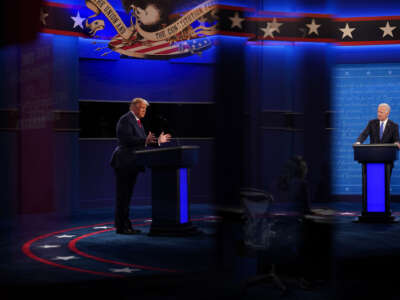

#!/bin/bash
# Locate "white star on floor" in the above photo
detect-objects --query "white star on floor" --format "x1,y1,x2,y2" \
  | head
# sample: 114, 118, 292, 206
53, 256, 79, 261
40, 8, 48, 26
93, 226, 112, 230
380, 21, 396, 38
71, 11, 85, 29
339, 23, 356, 39
55, 234, 76, 238
260, 18, 283, 38
109, 267, 141, 273
229, 12, 245, 29
38, 245, 61, 249
306, 19, 321, 36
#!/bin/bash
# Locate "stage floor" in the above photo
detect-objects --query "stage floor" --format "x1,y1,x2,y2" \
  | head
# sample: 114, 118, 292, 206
1, 202, 400, 299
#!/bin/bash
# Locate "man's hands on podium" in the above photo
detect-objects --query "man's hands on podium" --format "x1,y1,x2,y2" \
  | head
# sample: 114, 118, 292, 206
145, 131, 172, 146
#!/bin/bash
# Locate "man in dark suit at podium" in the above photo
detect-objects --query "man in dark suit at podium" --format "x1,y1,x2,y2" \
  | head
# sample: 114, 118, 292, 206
356, 103, 400, 177
356, 103, 400, 148
110, 98, 171, 234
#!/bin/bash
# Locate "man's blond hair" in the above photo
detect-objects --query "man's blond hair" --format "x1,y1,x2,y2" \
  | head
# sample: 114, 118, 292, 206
130, 97, 150, 107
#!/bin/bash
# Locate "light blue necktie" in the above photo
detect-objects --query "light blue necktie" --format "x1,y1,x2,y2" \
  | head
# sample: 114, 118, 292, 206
380, 122, 384, 140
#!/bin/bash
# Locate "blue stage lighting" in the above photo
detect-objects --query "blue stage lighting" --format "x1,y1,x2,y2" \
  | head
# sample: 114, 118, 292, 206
179, 168, 189, 224
366, 163, 386, 212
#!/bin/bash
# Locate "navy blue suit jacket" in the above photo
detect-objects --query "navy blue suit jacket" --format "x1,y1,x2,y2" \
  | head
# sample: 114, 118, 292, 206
357, 119, 400, 144
110, 111, 147, 170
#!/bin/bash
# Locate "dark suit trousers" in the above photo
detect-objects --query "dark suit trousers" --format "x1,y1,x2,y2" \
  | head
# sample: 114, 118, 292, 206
114, 167, 139, 230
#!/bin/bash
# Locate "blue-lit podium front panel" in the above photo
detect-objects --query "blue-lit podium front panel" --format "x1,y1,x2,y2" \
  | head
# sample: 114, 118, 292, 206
366, 163, 386, 212
331, 63, 400, 195
179, 168, 189, 224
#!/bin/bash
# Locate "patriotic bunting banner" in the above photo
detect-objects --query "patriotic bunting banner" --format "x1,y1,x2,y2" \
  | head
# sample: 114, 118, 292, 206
39, 1, 400, 54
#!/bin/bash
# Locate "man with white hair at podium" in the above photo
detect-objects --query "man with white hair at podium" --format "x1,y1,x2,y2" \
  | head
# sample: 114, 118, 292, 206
355, 103, 400, 178
356, 103, 400, 149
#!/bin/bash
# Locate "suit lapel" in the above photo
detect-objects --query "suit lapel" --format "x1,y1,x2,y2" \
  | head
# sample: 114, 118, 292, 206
382, 120, 391, 141
128, 111, 146, 138
127, 111, 137, 128
375, 120, 380, 141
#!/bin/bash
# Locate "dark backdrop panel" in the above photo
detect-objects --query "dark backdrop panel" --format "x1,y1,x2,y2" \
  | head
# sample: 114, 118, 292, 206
293, 130, 305, 157
0, 45, 18, 109
261, 129, 294, 196
260, 44, 296, 111
243, 45, 263, 189
52, 35, 80, 216
215, 37, 246, 208
79, 101, 216, 138
54, 133, 79, 214
295, 43, 332, 202
0, 44, 19, 218
53, 35, 79, 111
249, 42, 332, 203
0, 133, 18, 218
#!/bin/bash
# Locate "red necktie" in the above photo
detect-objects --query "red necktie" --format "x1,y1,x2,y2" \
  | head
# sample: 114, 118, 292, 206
137, 119, 142, 128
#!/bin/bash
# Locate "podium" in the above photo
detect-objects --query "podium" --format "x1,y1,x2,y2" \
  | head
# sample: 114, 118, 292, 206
353, 144, 398, 223
135, 146, 200, 236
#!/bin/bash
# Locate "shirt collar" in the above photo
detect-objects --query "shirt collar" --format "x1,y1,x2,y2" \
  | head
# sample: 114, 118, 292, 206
131, 111, 139, 121
380, 118, 389, 126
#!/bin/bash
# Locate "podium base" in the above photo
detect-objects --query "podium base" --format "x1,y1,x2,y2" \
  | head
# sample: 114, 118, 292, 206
148, 221, 201, 236
353, 213, 398, 223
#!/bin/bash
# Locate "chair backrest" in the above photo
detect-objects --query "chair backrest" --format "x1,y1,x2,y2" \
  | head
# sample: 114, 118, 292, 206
240, 188, 274, 250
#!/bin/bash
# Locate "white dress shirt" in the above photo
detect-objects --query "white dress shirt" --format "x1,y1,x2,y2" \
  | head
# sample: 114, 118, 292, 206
380, 118, 388, 134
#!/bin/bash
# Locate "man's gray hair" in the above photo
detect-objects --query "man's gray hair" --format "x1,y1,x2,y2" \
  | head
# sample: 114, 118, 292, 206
131, 97, 150, 107
378, 103, 391, 113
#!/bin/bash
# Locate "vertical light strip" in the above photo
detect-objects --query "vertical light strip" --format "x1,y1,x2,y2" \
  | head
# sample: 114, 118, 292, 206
366, 163, 385, 212
179, 168, 188, 223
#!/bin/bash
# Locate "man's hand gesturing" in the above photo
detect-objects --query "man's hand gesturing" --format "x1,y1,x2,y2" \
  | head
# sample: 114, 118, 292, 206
146, 131, 157, 146
158, 131, 172, 144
